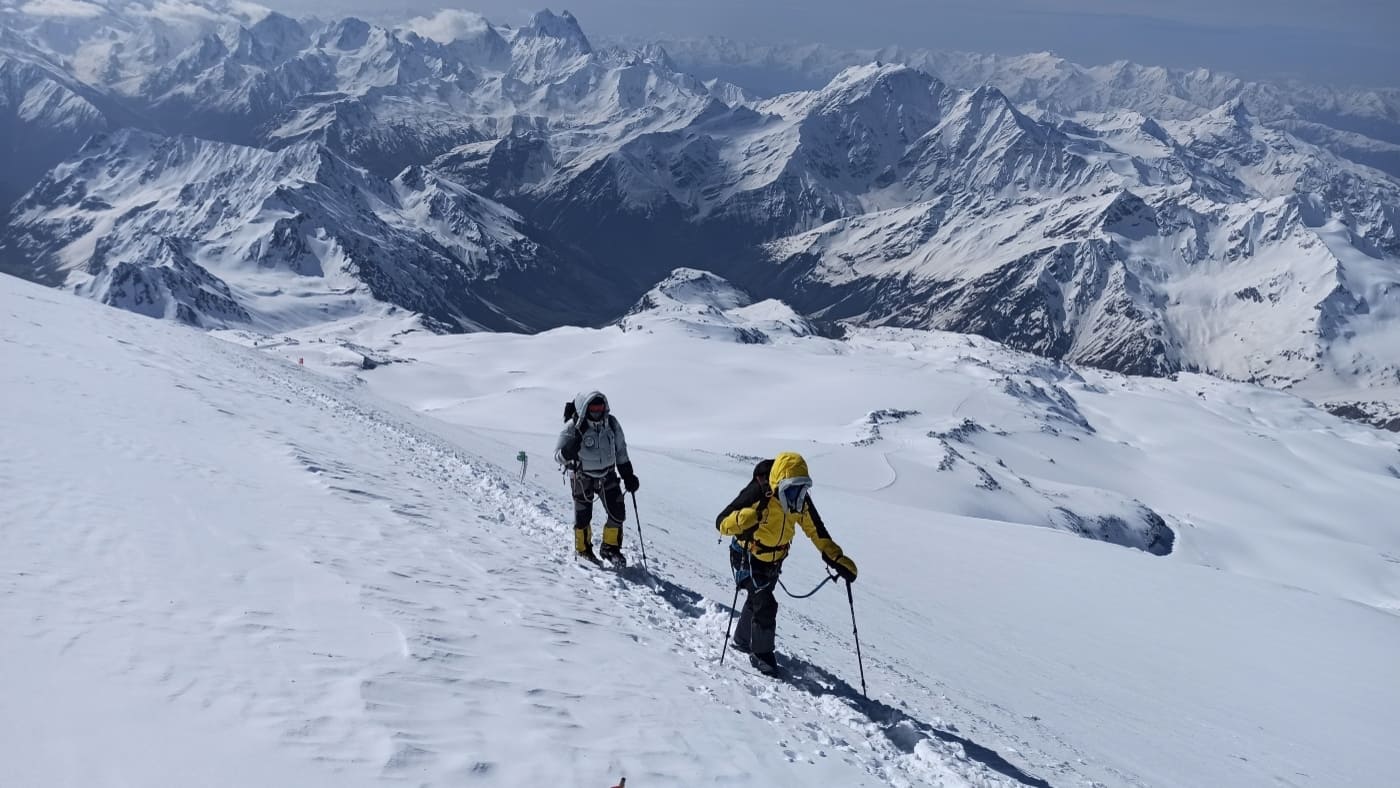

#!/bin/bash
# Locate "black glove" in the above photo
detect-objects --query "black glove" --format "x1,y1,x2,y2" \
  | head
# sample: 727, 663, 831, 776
623, 473, 640, 493
824, 553, 858, 583
563, 458, 581, 472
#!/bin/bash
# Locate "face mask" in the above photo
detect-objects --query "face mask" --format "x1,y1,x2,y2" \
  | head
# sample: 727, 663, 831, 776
777, 476, 812, 513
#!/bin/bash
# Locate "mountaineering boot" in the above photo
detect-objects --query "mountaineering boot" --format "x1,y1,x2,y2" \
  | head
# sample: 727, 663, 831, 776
602, 523, 623, 550
749, 651, 780, 676
599, 543, 627, 567
575, 525, 598, 562
729, 636, 751, 655
600, 522, 626, 566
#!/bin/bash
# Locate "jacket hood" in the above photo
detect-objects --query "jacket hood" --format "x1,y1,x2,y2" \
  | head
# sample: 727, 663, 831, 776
769, 452, 810, 488
574, 390, 609, 419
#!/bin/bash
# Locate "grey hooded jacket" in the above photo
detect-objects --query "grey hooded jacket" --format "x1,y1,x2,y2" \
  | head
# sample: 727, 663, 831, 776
555, 391, 631, 476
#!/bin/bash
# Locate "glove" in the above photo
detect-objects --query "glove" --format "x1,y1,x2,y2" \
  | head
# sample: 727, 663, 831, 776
824, 553, 858, 583
563, 458, 581, 472
623, 473, 640, 493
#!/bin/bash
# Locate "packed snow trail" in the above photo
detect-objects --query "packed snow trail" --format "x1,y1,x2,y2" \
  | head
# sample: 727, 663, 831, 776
0, 277, 1045, 787
9, 274, 1400, 786
242, 319, 1055, 786
287, 295, 1400, 787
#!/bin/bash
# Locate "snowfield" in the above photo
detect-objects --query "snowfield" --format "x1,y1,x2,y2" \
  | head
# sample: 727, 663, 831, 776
5, 273, 1400, 787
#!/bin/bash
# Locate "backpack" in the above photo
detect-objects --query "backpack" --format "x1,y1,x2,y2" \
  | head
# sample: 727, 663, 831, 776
715, 459, 775, 533
559, 401, 583, 462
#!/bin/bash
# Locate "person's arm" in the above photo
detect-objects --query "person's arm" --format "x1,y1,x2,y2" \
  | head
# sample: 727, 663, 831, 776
717, 480, 765, 535
612, 417, 639, 490
612, 416, 630, 465
800, 501, 857, 580
554, 421, 581, 466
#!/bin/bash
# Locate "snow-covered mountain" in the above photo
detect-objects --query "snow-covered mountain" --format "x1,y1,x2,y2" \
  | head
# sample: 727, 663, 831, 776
453, 56, 1399, 403
4, 2, 727, 174
7, 10, 1400, 785
2, 2, 1399, 423
618, 267, 817, 343
641, 36, 1400, 178
0, 128, 620, 330
759, 87, 1400, 392
9, 269, 1399, 786
0, 25, 134, 212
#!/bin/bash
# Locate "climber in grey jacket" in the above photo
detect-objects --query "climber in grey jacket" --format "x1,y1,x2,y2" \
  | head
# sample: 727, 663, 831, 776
555, 391, 639, 564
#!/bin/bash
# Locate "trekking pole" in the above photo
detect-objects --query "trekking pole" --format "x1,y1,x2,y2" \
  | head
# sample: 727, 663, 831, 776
845, 580, 868, 697
718, 581, 742, 665
629, 491, 650, 574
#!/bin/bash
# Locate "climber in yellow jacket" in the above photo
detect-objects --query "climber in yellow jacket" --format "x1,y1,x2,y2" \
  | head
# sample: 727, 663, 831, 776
715, 452, 858, 675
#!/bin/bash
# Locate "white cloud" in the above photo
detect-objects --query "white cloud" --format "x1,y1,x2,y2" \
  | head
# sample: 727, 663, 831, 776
403, 9, 490, 44
118, 0, 265, 25
223, 0, 272, 25
17, 0, 105, 18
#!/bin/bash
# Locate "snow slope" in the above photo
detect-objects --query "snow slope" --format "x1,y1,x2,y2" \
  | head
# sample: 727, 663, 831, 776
4, 271, 1398, 786
218, 272, 1400, 788
3, 272, 1049, 787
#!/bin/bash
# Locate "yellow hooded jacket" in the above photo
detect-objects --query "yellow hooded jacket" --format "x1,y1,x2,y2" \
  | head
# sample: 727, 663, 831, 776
716, 452, 850, 569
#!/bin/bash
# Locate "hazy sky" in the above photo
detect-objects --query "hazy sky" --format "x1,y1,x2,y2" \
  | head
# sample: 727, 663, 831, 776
274, 0, 1400, 87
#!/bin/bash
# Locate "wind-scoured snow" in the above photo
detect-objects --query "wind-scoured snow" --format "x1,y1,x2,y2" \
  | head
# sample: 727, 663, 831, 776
4, 5, 1400, 785
6, 271, 1399, 787
1, 270, 1044, 788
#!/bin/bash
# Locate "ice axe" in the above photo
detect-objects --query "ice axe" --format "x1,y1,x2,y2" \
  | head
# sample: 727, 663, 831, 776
516, 450, 528, 482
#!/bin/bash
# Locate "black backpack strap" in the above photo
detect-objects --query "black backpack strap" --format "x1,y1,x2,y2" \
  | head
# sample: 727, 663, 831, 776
716, 479, 764, 530
715, 458, 776, 534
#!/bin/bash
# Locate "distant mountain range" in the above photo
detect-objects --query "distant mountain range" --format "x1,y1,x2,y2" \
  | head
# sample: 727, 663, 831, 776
2, 1, 1397, 424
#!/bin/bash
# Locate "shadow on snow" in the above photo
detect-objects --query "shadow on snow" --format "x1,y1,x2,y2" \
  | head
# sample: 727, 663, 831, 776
618, 565, 1053, 788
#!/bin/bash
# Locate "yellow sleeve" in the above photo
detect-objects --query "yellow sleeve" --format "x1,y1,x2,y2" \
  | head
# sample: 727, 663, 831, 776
798, 503, 844, 562
719, 505, 760, 537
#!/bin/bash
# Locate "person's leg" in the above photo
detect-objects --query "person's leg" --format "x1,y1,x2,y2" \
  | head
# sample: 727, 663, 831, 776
747, 559, 782, 671
599, 473, 626, 559
572, 473, 596, 556
730, 542, 754, 651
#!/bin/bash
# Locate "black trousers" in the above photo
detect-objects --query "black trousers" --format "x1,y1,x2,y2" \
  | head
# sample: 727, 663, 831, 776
572, 470, 626, 532
730, 541, 782, 656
